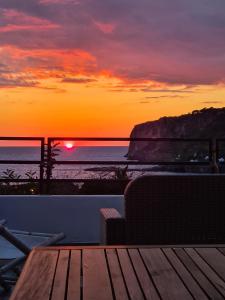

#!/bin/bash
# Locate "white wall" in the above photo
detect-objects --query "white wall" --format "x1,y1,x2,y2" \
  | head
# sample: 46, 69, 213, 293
0, 195, 124, 244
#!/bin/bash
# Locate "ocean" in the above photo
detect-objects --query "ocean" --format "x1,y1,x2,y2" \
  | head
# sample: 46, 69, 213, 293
0, 146, 149, 179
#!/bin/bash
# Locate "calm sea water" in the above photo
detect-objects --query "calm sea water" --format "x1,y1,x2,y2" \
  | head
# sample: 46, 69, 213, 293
0, 146, 143, 179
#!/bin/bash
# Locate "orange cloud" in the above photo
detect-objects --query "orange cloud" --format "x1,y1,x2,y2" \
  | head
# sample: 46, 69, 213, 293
0, 24, 59, 32
0, 45, 201, 95
0, 45, 99, 89
0, 46, 96, 74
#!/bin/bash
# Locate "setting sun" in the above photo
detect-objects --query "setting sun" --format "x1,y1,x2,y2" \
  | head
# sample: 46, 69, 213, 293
64, 142, 74, 149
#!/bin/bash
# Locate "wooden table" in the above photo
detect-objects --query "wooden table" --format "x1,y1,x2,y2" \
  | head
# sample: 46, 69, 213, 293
10, 245, 225, 300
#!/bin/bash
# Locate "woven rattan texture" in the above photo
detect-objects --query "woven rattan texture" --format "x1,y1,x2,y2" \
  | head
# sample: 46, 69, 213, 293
123, 175, 225, 244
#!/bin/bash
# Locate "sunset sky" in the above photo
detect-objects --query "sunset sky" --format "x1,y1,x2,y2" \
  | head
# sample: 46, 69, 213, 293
0, 0, 225, 139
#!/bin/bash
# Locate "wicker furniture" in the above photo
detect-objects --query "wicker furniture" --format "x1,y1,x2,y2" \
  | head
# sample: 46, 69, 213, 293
100, 174, 225, 244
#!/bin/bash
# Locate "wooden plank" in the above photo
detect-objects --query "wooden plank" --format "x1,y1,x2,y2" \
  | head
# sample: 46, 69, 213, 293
106, 249, 129, 300
140, 248, 192, 300
67, 250, 81, 300
218, 247, 225, 256
128, 249, 160, 300
187, 248, 225, 296
51, 250, 70, 300
10, 250, 58, 300
117, 249, 144, 300
83, 249, 113, 300
163, 248, 207, 299
174, 248, 223, 299
195, 248, 225, 280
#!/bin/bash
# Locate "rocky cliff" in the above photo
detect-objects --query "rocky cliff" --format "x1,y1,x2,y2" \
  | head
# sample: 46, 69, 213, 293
127, 107, 225, 162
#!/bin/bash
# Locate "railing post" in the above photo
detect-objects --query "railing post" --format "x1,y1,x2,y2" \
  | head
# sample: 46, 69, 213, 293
46, 138, 52, 194
39, 138, 45, 194
216, 139, 220, 164
210, 138, 219, 173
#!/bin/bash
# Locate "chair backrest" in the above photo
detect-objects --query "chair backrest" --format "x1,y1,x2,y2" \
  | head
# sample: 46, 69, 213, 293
124, 174, 225, 244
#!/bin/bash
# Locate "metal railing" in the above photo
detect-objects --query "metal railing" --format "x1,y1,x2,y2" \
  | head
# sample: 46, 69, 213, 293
0, 137, 45, 193
216, 139, 225, 161
0, 136, 223, 194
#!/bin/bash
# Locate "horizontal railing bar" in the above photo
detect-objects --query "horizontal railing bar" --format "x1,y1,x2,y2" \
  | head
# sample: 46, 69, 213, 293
0, 160, 41, 164
0, 179, 129, 183
0, 137, 44, 141
0, 179, 40, 182
0, 160, 212, 165
53, 160, 210, 165
45, 179, 130, 182
49, 137, 211, 142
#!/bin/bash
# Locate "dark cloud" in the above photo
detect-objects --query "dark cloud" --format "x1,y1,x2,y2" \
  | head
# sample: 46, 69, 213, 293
61, 77, 97, 83
0, 76, 37, 88
107, 83, 197, 93
0, 64, 11, 74
0, 0, 224, 85
145, 95, 186, 99
141, 89, 194, 93
201, 101, 224, 104
139, 101, 151, 104
37, 86, 66, 93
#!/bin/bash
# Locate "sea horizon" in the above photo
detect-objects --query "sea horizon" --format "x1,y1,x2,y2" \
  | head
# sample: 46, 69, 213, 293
0, 146, 134, 179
